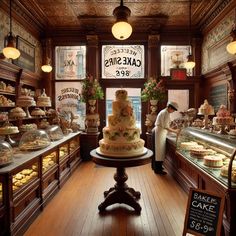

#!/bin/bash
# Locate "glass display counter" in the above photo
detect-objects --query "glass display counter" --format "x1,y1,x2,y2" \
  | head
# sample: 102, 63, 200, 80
176, 127, 236, 188
12, 162, 38, 193
59, 144, 69, 160
42, 151, 57, 173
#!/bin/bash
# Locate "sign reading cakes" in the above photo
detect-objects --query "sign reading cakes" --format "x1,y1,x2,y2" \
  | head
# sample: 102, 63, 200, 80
102, 45, 144, 79
183, 188, 225, 236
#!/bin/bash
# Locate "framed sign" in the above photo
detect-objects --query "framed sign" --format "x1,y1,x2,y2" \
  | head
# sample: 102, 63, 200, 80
13, 36, 35, 72
102, 45, 145, 79
170, 68, 187, 80
55, 46, 86, 80
183, 188, 225, 236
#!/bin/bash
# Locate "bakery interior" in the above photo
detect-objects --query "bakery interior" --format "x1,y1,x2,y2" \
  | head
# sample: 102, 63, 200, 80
0, 0, 236, 235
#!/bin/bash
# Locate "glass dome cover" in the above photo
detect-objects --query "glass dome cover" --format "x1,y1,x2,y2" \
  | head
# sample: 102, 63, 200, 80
0, 140, 13, 166
46, 125, 64, 141
19, 129, 51, 151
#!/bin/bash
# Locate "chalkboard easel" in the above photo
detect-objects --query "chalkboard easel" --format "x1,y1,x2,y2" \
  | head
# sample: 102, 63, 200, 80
183, 188, 225, 236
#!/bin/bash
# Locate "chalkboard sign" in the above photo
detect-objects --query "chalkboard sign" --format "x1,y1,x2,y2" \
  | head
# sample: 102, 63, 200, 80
209, 84, 227, 112
183, 188, 225, 236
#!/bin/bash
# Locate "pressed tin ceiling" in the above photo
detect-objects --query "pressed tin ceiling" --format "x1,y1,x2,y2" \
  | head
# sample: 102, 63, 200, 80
3, 0, 234, 33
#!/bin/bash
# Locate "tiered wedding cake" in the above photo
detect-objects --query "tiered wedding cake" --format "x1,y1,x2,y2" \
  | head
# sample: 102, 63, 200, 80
212, 105, 233, 125
98, 90, 145, 157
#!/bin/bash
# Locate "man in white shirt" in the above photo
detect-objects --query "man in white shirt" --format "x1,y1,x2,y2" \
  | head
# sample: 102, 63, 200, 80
152, 101, 179, 175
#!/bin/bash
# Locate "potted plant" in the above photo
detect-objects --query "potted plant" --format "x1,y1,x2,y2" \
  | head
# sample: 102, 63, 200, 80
80, 75, 104, 103
141, 78, 166, 103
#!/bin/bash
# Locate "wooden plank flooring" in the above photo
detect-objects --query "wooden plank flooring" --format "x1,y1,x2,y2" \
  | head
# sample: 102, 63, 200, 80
24, 162, 189, 236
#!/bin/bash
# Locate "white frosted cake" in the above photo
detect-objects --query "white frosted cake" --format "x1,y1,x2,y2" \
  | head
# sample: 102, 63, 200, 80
212, 105, 233, 125
98, 90, 145, 157
37, 89, 51, 107
198, 99, 214, 115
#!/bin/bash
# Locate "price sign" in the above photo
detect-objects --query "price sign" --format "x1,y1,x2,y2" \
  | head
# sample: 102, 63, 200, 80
183, 188, 225, 236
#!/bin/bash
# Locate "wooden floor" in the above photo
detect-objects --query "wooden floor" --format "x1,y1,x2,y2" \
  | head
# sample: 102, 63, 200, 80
24, 161, 188, 236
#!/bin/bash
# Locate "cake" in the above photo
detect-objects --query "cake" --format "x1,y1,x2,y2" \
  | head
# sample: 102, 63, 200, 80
17, 95, 36, 107
9, 107, 26, 119
190, 148, 216, 159
19, 123, 37, 132
98, 89, 145, 157
0, 122, 19, 135
203, 155, 223, 168
220, 161, 236, 178
198, 99, 214, 115
31, 108, 46, 117
37, 89, 51, 107
212, 105, 234, 125
179, 141, 202, 150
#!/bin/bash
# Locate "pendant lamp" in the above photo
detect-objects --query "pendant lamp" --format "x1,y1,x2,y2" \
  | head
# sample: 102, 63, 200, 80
41, 57, 52, 73
226, 28, 236, 55
3, 0, 21, 60
112, 0, 132, 40
185, 0, 195, 70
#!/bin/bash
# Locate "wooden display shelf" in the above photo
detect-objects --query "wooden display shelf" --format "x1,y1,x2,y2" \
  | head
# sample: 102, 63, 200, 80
0, 132, 81, 236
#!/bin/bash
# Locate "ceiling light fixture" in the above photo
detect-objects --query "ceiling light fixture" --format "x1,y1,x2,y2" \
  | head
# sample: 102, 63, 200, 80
2, 0, 20, 60
226, 27, 236, 55
41, 57, 52, 73
112, 0, 132, 40
185, 0, 195, 70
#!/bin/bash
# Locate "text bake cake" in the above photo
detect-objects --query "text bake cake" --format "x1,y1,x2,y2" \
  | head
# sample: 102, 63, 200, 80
98, 89, 145, 157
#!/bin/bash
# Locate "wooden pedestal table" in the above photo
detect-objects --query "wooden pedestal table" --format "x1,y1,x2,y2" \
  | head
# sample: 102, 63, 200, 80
90, 149, 153, 214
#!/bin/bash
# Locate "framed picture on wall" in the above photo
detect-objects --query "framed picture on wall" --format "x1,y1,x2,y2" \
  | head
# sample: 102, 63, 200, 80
13, 36, 35, 72
170, 68, 187, 80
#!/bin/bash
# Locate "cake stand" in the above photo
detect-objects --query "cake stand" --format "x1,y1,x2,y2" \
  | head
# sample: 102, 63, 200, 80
198, 113, 210, 129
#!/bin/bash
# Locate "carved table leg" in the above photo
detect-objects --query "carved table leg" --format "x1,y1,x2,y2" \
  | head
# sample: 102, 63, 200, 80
98, 167, 142, 213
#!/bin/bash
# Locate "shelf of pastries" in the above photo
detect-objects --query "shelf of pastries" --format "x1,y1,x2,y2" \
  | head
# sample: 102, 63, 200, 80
69, 138, 79, 153
12, 163, 38, 193
59, 144, 69, 161
42, 151, 57, 174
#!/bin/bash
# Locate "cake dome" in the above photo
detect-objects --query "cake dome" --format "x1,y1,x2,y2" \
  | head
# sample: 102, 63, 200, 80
0, 140, 13, 166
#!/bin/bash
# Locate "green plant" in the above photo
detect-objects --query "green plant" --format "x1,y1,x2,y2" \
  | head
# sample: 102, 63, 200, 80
141, 78, 166, 102
80, 75, 104, 102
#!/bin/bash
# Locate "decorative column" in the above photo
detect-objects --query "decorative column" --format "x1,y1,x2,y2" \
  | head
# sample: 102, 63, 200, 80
85, 35, 100, 133
192, 37, 202, 76
145, 34, 160, 133
148, 34, 160, 78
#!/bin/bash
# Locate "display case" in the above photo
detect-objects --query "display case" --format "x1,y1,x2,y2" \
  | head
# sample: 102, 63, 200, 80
12, 162, 39, 193
0, 140, 13, 167
19, 129, 51, 151
42, 151, 57, 173
165, 127, 236, 236
59, 144, 69, 160
176, 127, 236, 188
46, 125, 64, 141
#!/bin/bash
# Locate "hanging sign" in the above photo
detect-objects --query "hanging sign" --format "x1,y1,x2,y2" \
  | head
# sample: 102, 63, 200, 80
183, 188, 225, 236
102, 45, 145, 79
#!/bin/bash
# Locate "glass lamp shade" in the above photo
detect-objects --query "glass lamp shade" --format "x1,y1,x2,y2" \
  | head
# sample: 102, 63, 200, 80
3, 46, 20, 59
226, 41, 236, 55
112, 21, 132, 40
41, 64, 52, 73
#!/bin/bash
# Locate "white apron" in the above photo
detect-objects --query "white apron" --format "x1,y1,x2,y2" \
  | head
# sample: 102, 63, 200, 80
154, 108, 170, 161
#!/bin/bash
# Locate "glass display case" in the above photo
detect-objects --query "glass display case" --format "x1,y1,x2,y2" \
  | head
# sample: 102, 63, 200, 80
69, 138, 79, 153
59, 144, 68, 160
176, 127, 236, 188
19, 129, 51, 151
12, 163, 38, 192
46, 125, 64, 141
42, 151, 57, 173
0, 140, 13, 167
